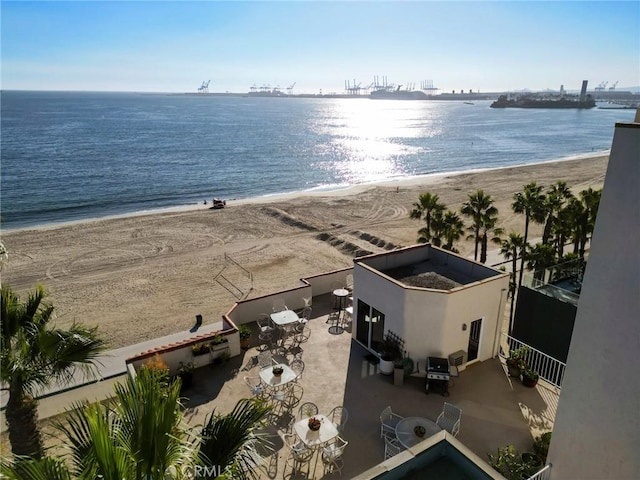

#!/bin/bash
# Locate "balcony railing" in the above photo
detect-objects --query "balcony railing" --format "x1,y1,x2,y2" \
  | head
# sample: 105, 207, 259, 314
500, 332, 566, 389
526, 463, 552, 480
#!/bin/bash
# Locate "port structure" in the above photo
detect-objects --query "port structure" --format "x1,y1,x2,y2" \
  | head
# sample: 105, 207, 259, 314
344, 79, 364, 95
287, 82, 296, 95
197, 80, 210, 94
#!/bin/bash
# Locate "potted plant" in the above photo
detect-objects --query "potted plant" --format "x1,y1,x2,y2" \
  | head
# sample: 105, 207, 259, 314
177, 361, 195, 392
191, 342, 211, 357
379, 335, 401, 376
212, 334, 228, 345
533, 432, 552, 463
239, 325, 251, 349
272, 365, 284, 377
308, 416, 322, 431
140, 354, 170, 381
414, 425, 426, 438
506, 346, 528, 377
521, 452, 542, 472
521, 367, 539, 388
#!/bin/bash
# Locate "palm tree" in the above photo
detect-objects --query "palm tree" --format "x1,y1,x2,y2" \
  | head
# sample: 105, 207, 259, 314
440, 210, 465, 252
410, 192, 445, 243
541, 181, 574, 245
1, 367, 196, 480
526, 244, 558, 282
461, 190, 498, 261
0, 285, 106, 459
199, 398, 272, 479
577, 187, 602, 257
428, 210, 446, 247
562, 197, 586, 256
512, 182, 546, 290
500, 233, 526, 331
477, 208, 504, 264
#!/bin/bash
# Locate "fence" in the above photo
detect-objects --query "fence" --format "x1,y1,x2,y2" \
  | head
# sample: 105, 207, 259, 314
526, 464, 552, 480
500, 332, 567, 389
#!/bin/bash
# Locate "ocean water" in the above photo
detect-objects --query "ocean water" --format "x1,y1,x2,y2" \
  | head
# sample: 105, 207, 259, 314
1, 91, 633, 230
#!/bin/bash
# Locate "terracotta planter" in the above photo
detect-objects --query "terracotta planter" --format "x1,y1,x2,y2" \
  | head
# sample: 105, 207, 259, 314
522, 375, 539, 388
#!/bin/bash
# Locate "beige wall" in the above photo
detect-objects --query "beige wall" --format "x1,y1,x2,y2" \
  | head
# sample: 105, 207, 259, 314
547, 121, 640, 479
353, 249, 509, 367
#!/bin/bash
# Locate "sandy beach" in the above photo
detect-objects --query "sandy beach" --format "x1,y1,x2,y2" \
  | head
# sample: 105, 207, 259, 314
1, 154, 608, 349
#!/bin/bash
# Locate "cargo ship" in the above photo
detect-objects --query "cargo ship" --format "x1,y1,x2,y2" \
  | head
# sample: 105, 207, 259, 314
490, 81, 596, 109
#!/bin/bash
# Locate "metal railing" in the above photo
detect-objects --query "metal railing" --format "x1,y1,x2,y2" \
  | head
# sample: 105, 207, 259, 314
500, 332, 567, 389
526, 463, 552, 480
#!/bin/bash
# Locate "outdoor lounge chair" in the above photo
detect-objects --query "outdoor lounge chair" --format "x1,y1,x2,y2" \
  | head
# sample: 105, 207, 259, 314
322, 436, 348, 476
329, 405, 349, 433
384, 433, 403, 460
436, 402, 462, 437
380, 406, 404, 438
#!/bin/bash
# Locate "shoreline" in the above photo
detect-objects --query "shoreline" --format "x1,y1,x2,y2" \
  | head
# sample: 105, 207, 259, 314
1, 153, 609, 349
2, 149, 610, 235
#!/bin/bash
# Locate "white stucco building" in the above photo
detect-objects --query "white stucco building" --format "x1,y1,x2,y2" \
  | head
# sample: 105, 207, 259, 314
352, 244, 510, 369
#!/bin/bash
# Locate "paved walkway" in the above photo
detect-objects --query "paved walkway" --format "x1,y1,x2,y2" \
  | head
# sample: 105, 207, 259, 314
0, 321, 223, 431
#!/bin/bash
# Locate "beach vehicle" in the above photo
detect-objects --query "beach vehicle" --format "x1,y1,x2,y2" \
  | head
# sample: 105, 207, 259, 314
212, 198, 226, 209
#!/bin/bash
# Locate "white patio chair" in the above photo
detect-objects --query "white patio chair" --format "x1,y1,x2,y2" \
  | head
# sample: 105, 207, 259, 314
342, 306, 353, 327
284, 433, 314, 470
321, 436, 348, 476
290, 359, 305, 381
380, 406, 404, 438
257, 350, 274, 369
384, 433, 403, 460
328, 405, 349, 433
272, 297, 288, 312
345, 273, 354, 291
256, 314, 274, 345
284, 382, 304, 411
298, 401, 319, 419
436, 402, 462, 437
298, 306, 312, 325
294, 324, 311, 344
243, 375, 265, 398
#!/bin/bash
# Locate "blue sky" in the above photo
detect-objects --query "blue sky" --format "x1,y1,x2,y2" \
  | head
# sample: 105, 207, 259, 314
2, 1, 638, 93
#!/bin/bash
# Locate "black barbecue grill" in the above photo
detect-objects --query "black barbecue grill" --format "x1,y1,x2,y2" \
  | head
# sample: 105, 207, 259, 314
426, 356, 450, 396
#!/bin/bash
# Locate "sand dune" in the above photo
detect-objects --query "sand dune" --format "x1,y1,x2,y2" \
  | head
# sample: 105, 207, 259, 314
1, 155, 608, 349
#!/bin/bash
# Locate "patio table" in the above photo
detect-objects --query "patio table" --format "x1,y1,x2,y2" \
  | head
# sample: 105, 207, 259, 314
270, 310, 300, 328
259, 363, 297, 388
332, 288, 349, 310
294, 414, 339, 448
395, 416, 441, 449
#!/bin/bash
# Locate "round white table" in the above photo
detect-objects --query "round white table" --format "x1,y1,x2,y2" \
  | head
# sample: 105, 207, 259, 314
395, 416, 441, 448
259, 363, 297, 387
294, 414, 339, 448
332, 288, 349, 309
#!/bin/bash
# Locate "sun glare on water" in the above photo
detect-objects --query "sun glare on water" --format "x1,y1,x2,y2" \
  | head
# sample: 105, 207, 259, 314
311, 100, 443, 184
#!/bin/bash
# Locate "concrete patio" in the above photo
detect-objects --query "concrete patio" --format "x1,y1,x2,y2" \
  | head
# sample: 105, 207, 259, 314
179, 293, 558, 479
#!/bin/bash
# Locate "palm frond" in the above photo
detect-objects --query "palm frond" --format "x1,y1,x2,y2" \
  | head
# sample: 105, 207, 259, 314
0, 456, 72, 480
199, 398, 272, 478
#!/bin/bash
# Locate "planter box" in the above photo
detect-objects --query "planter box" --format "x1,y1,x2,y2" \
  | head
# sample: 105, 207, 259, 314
394, 367, 404, 386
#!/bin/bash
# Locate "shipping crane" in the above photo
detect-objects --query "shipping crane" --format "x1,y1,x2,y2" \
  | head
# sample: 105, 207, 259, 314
287, 82, 296, 95
609, 81, 618, 91
197, 80, 210, 93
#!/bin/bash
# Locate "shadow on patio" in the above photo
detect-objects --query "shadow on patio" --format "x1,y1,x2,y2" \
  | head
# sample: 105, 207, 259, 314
176, 292, 557, 479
